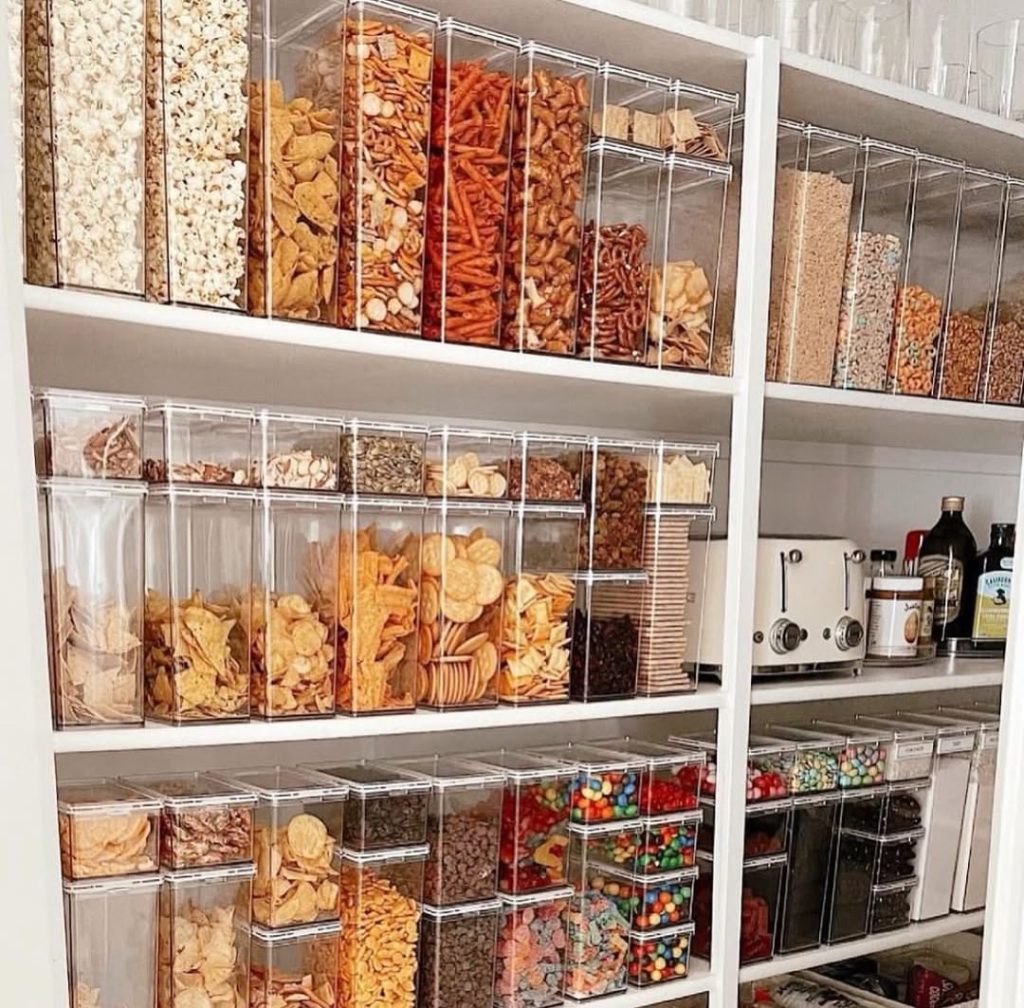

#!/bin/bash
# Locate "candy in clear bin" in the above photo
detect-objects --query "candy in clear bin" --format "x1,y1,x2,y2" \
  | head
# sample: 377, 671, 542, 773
529, 742, 644, 825
494, 888, 572, 1008
627, 922, 695, 987
418, 900, 502, 1008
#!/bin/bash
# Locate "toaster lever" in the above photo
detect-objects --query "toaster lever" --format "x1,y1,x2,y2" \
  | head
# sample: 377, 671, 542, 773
843, 549, 866, 610
779, 548, 802, 612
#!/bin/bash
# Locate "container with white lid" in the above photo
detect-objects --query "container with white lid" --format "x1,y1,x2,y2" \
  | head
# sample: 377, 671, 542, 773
855, 714, 937, 780
811, 718, 893, 788
248, 920, 342, 1008
627, 920, 696, 987
495, 886, 574, 1008
419, 898, 502, 1008
867, 575, 924, 658
591, 736, 705, 815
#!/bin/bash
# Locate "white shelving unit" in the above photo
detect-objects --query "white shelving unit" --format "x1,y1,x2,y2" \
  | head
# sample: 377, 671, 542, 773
2, 1, 1023, 1006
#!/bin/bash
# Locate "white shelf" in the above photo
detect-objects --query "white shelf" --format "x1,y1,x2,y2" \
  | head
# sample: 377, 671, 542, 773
581, 961, 713, 1007
738, 910, 986, 982
764, 382, 1024, 455
751, 657, 1003, 705
23, 287, 736, 437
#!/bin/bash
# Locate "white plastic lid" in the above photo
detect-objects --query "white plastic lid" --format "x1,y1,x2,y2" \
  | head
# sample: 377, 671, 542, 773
63, 873, 162, 896
57, 779, 161, 817
527, 743, 646, 775
307, 760, 432, 798
628, 920, 695, 942
214, 766, 347, 804
160, 863, 256, 887
124, 771, 256, 810
385, 755, 506, 792
498, 886, 574, 908
421, 898, 502, 920
248, 920, 341, 944
462, 750, 577, 784
592, 737, 706, 768
340, 844, 430, 866
872, 576, 924, 591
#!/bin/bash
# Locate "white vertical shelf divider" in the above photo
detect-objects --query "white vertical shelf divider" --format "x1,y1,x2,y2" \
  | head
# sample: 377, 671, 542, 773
707, 35, 780, 1008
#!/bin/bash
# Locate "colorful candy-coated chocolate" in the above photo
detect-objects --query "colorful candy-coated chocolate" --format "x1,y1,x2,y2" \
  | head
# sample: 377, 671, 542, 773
837, 744, 887, 788
569, 771, 640, 823
627, 931, 691, 986
589, 874, 694, 930
785, 750, 839, 794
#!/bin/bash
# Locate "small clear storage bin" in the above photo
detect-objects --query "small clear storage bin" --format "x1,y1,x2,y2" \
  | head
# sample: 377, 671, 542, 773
627, 922, 695, 988
869, 879, 917, 933
812, 718, 893, 788
984, 179, 1024, 405
248, 921, 342, 1008
592, 737, 704, 815
710, 112, 744, 377
338, 845, 429, 1008
664, 80, 737, 162
144, 486, 254, 723
33, 389, 145, 480
510, 432, 588, 503
837, 788, 887, 836
855, 714, 937, 781
41, 479, 146, 728
699, 797, 793, 858
878, 780, 929, 834
589, 64, 671, 148
425, 427, 512, 500
761, 726, 843, 794
126, 770, 256, 869
255, 411, 341, 490
531, 742, 645, 824
338, 420, 427, 496
744, 735, 797, 803
157, 864, 254, 1008
634, 812, 702, 872
667, 730, 718, 798
387, 755, 504, 906
846, 827, 925, 884
216, 766, 346, 929
58, 779, 161, 880
494, 888, 573, 1008
649, 441, 717, 506
144, 402, 255, 486
571, 572, 643, 702
590, 863, 699, 930
826, 826, 875, 943
418, 899, 502, 1008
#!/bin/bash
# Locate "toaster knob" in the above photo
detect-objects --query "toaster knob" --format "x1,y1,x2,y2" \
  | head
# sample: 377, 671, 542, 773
835, 617, 864, 651
770, 619, 802, 654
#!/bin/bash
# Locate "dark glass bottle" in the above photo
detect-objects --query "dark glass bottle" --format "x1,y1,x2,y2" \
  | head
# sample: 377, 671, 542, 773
918, 496, 977, 642
972, 523, 1015, 641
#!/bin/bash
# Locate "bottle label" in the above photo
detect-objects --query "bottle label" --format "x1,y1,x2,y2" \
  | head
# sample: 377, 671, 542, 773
973, 570, 1012, 640
918, 555, 963, 626
867, 596, 921, 658
1001, 557, 1014, 571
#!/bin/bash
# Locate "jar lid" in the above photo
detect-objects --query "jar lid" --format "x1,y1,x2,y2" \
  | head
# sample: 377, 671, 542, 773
872, 576, 923, 591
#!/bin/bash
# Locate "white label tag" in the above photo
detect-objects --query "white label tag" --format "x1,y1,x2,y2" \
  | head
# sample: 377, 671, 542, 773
895, 741, 933, 760
938, 736, 975, 755
982, 732, 1000, 750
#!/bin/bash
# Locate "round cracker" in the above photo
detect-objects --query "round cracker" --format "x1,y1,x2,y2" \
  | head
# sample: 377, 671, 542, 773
489, 472, 508, 497
422, 534, 455, 578
417, 623, 433, 662
444, 557, 478, 602
420, 578, 440, 625
466, 536, 501, 566
442, 594, 483, 623
467, 469, 492, 496
447, 458, 468, 488
473, 564, 505, 606
473, 640, 498, 688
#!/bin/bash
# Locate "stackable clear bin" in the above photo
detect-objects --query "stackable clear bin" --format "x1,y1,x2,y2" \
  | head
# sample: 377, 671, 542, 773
247, 0, 344, 323
530, 742, 645, 825
743, 736, 797, 804
41, 479, 146, 728
424, 427, 512, 500
846, 827, 925, 885
144, 486, 254, 723
468, 749, 574, 895
630, 811, 702, 872
338, 420, 427, 496
248, 921, 341, 1008
502, 43, 597, 356
812, 718, 893, 788
34, 390, 145, 480
126, 771, 256, 869
667, 730, 718, 798
592, 738, 704, 815
649, 441, 717, 506
144, 402, 255, 486
58, 779, 161, 880
336, 1, 438, 337
255, 411, 341, 490
571, 572, 643, 702
423, 19, 518, 347
589, 64, 671, 148
832, 141, 915, 392
699, 797, 793, 858
666, 80, 737, 160
216, 766, 345, 929
878, 780, 929, 834
337, 496, 424, 716
250, 491, 340, 719
762, 726, 844, 794
983, 179, 1024, 404
64, 875, 160, 1008
494, 888, 573, 1008
418, 899, 502, 1008
826, 825, 874, 943
938, 169, 1007, 402
510, 432, 587, 503
627, 921, 695, 987
855, 714, 937, 781
650, 154, 732, 371
869, 879, 917, 933
836, 787, 886, 836
416, 501, 509, 710
589, 863, 699, 931
569, 818, 644, 872
711, 113, 744, 376
578, 139, 663, 365
514, 502, 584, 575
387, 755, 504, 906
338, 845, 429, 1008
157, 864, 254, 1008
767, 123, 858, 386
889, 155, 963, 396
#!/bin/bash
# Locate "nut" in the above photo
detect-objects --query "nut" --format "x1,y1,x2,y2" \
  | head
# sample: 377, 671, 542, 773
981, 302, 1024, 404
338, 432, 423, 494
508, 455, 579, 501
583, 449, 648, 570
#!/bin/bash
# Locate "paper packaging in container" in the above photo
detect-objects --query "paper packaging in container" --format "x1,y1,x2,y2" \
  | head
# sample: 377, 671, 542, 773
418, 899, 502, 1008
63, 874, 161, 1008
889, 155, 963, 396
415, 500, 510, 710
338, 419, 426, 496
869, 879, 917, 933
494, 887, 573, 1008
40, 479, 146, 728
334, 0, 438, 337
578, 139, 663, 365
157, 863, 254, 1008
628, 921, 696, 988
503, 43, 597, 355
571, 572, 644, 702
33, 389, 145, 480
832, 140, 915, 392
591, 737, 704, 815
338, 844, 429, 1008
500, 503, 581, 706
855, 714, 936, 781
811, 718, 893, 788
145, 0, 249, 310
57, 779, 160, 880
248, 491, 340, 720
385, 755, 504, 907
335, 495, 424, 715
255, 411, 342, 490
423, 19, 518, 347
650, 153, 732, 371
761, 725, 845, 793
510, 432, 587, 503
529, 742, 645, 825
144, 402, 255, 486
938, 169, 1007, 403
144, 486, 254, 723
699, 797, 793, 858
125, 770, 256, 870
424, 426, 513, 500
248, 920, 341, 1008
589, 64, 671, 149
214, 766, 345, 928
246, 0, 343, 324
984, 180, 1024, 405
766, 122, 857, 386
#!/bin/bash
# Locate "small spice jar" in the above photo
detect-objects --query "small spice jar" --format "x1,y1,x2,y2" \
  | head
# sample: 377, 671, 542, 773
867, 576, 924, 659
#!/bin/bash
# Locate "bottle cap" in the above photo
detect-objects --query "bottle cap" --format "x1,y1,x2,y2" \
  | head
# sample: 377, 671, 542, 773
941, 496, 965, 511
903, 530, 927, 565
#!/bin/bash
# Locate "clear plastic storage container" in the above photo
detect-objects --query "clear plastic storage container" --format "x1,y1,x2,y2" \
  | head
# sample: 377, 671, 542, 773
216, 766, 345, 928
250, 491, 340, 719
878, 779, 929, 834
649, 441, 717, 507
338, 420, 427, 496
667, 730, 718, 798
424, 427, 512, 500
338, 845, 429, 1008
846, 827, 924, 884
423, 19, 518, 347
589, 64, 671, 148
144, 486, 254, 723
855, 714, 936, 781
58, 779, 161, 880
494, 888, 573, 1008
826, 825, 874, 943
34, 390, 145, 480
744, 735, 797, 803
664, 80, 736, 162
126, 771, 256, 869
710, 112, 744, 376
592, 738, 704, 815
530, 742, 645, 824
761, 726, 843, 794
336, 496, 424, 716
247, 0, 344, 323
502, 43, 596, 355
869, 879, 917, 933
144, 402, 255, 486
627, 921, 695, 988
811, 718, 893, 788
630, 811, 702, 872
416, 501, 509, 710
248, 921, 342, 1008
255, 412, 341, 490
699, 797, 793, 858
418, 899, 502, 1008
589, 863, 699, 931
41, 479, 146, 727
510, 432, 588, 504
983, 179, 1024, 404
571, 573, 643, 701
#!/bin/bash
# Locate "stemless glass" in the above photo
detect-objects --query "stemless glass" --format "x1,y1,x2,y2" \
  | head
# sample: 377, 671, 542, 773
836, 1, 911, 84
976, 20, 1024, 120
